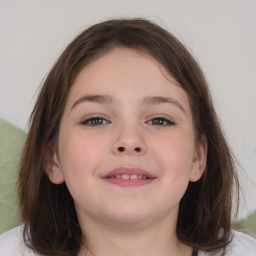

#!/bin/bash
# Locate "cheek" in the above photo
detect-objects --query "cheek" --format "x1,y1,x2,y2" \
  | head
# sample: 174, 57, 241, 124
58, 129, 106, 177
57, 130, 106, 205
151, 133, 195, 186
153, 131, 194, 165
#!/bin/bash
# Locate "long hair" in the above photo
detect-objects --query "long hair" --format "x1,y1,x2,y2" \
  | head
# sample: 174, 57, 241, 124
18, 18, 239, 255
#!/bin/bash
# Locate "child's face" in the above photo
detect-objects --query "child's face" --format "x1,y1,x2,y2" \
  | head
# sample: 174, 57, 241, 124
47, 48, 207, 229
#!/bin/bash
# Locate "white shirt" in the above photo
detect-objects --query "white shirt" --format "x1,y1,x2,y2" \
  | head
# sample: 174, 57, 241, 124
0, 225, 256, 255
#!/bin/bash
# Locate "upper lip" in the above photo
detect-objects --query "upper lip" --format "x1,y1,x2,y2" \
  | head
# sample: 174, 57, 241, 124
102, 166, 156, 178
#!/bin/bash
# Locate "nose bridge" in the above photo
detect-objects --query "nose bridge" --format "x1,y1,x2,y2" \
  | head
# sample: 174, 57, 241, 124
112, 118, 146, 155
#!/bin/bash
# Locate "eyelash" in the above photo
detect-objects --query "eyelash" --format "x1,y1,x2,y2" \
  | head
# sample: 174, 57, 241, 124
81, 117, 175, 126
81, 117, 110, 126
147, 117, 175, 126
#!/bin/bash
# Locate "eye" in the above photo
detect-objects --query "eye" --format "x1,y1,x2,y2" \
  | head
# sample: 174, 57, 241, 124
81, 117, 110, 126
147, 117, 175, 126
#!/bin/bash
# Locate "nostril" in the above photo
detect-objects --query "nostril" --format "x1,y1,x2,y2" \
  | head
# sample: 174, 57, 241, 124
118, 147, 125, 152
117, 147, 142, 152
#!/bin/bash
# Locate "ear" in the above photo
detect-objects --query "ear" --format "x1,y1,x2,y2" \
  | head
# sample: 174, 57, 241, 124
190, 135, 208, 182
44, 151, 65, 184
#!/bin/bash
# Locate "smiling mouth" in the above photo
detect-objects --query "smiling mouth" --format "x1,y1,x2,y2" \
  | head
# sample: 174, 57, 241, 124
106, 174, 154, 180
102, 167, 156, 187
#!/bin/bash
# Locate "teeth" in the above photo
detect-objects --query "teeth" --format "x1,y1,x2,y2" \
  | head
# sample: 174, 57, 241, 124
122, 174, 130, 180
109, 174, 149, 180
130, 174, 138, 180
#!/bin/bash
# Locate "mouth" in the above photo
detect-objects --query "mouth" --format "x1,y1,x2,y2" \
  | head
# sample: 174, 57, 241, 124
102, 167, 156, 187
106, 174, 153, 180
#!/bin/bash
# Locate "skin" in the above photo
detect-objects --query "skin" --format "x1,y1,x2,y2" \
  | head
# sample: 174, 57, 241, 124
46, 48, 207, 256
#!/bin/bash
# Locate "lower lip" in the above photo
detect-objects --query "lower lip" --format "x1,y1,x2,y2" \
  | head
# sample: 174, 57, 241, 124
102, 178, 156, 187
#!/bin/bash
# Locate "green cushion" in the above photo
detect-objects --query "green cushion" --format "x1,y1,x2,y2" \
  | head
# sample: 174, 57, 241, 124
0, 118, 25, 234
236, 210, 256, 238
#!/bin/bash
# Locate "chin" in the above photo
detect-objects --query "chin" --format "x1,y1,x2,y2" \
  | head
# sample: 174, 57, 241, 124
104, 206, 151, 226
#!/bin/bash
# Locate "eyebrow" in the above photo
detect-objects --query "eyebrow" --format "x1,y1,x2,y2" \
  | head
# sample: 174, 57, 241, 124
71, 94, 186, 114
143, 96, 186, 114
71, 95, 114, 110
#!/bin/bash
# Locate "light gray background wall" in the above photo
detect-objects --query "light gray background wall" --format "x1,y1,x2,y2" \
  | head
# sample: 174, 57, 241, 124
0, 0, 255, 219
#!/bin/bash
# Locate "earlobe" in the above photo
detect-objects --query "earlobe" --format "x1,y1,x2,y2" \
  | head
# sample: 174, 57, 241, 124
44, 152, 65, 184
190, 135, 208, 182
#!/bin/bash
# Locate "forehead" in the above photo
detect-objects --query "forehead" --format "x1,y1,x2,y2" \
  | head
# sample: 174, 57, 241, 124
65, 47, 190, 111
71, 48, 180, 92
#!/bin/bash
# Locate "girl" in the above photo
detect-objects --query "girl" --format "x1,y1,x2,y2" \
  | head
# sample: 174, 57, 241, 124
0, 18, 255, 256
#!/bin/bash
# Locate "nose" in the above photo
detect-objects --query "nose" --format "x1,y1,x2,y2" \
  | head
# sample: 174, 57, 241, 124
111, 124, 147, 155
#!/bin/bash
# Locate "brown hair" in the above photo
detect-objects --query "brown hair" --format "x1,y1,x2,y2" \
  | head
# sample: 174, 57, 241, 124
18, 18, 239, 255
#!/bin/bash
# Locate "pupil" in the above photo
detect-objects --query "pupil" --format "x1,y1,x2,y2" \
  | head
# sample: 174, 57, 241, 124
92, 118, 102, 125
153, 119, 164, 125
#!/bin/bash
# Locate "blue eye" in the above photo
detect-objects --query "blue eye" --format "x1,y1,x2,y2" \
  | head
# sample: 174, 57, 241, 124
81, 117, 109, 126
148, 118, 174, 126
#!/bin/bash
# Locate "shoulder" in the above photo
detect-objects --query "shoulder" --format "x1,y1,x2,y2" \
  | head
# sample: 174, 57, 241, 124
0, 225, 38, 256
227, 230, 256, 255
198, 230, 256, 256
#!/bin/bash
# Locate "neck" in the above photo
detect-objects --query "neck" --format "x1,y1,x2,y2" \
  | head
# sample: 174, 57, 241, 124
78, 214, 193, 256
